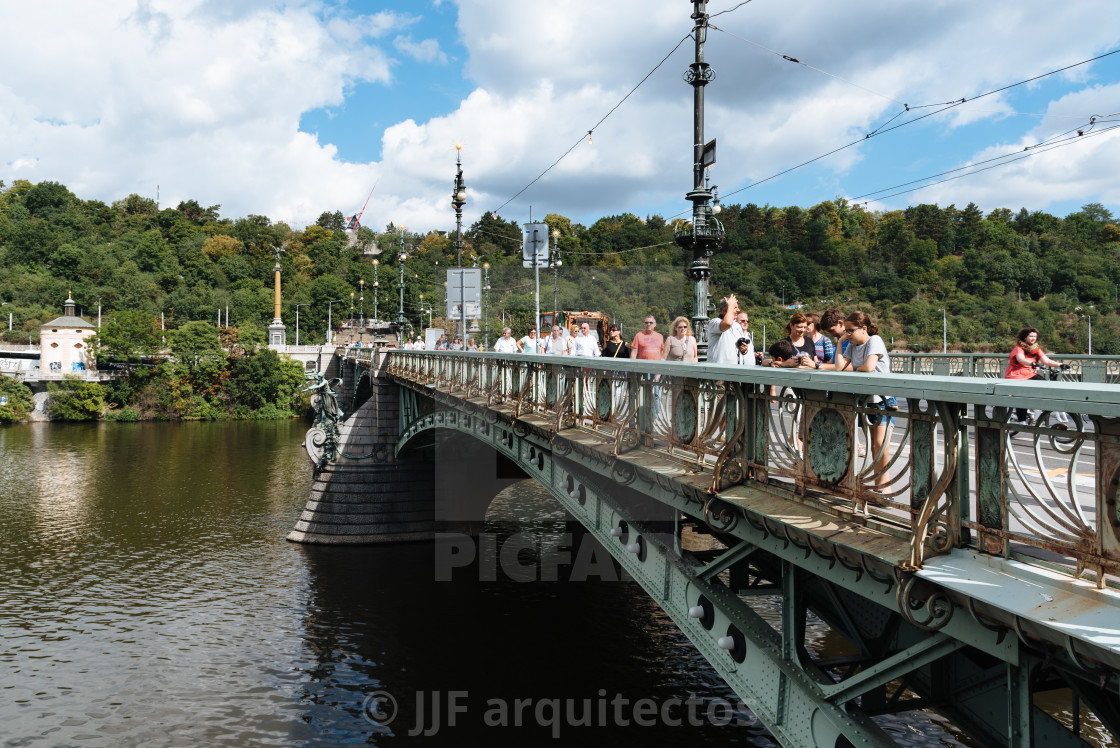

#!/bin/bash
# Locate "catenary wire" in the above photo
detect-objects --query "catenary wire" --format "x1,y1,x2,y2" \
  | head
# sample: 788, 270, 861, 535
852, 123, 1120, 206
490, 32, 693, 216
705, 48, 1120, 208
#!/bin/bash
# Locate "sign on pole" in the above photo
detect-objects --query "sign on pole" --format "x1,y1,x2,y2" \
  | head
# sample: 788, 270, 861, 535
522, 222, 549, 268
446, 268, 482, 319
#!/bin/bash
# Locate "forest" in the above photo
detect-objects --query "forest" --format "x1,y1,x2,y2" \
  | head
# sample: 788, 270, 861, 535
0, 178, 1118, 419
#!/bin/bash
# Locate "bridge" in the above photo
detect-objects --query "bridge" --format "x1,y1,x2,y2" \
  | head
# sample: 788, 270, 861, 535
290, 347, 1120, 747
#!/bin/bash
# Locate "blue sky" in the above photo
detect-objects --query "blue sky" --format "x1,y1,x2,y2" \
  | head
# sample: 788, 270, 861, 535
2, 1, 1119, 231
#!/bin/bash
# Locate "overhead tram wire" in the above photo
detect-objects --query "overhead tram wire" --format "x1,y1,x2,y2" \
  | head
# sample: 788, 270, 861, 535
490, 31, 693, 216
709, 0, 755, 19
469, 224, 676, 256
694, 46, 1120, 211
849, 117, 1120, 205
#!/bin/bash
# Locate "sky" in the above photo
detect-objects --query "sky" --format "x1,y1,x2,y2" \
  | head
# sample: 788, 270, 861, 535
2, 0, 1120, 233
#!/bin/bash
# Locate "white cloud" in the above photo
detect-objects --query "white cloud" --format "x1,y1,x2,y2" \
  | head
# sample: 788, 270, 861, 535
393, 36, 448, 64
2, 0, 1119, 231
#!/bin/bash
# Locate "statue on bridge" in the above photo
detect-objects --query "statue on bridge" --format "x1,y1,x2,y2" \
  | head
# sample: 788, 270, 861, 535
302, 371, 344, 470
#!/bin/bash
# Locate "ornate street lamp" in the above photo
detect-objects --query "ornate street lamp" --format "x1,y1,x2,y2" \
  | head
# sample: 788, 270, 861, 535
358, 279, 365, 344
372, 258, 379, 329
452, 143, 468, 341
674, 0, 725, 359
550, 229, 562, 314
397, 225, 409, 327
483, 262, 491, 348
348, 292, 355, 344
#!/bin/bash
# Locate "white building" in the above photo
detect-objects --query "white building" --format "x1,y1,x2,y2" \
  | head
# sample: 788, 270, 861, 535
39, 294, 96, 376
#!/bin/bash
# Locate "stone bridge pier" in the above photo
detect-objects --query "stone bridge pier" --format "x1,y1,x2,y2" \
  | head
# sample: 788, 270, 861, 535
288, 352, 525, 544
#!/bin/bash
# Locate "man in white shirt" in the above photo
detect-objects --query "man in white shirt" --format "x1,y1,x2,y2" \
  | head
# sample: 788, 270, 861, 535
706, 295, 743, 364
734, 311, 756, 365
571, 322, 601, 357
541, 326, 571, 355
494, 327, 519, 354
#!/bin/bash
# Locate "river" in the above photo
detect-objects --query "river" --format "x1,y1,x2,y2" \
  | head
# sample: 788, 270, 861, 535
0, 420, 974, 746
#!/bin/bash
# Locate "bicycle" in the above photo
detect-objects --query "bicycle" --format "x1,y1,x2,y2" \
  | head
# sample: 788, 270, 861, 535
1008, 363, 1085, 444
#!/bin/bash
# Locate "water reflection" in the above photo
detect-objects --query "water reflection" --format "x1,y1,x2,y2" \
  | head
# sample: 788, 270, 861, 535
0, 420, 977, 747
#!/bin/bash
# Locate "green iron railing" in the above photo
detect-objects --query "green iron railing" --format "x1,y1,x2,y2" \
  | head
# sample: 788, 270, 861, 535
348, 348, 1120, 588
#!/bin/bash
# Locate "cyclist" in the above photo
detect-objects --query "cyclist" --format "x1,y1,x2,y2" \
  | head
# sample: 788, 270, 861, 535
1003, 327, 1063, 422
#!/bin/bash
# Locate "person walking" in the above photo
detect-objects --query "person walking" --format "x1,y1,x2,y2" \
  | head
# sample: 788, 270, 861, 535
629, 315, 664, 360
662, 316, 698, 362
571, 322, 601, 357
542, 325, 571, 355
494, 327, 519, 354
517, 327, 541, 354
603, 325, 631, 358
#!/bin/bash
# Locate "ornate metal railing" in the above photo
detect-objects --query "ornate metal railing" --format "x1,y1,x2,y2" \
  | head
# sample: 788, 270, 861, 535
891, 353, 1120, 383
371, 350, 1120, 587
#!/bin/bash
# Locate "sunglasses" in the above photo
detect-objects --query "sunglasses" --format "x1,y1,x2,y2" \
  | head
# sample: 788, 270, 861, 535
645, 321, 656, 325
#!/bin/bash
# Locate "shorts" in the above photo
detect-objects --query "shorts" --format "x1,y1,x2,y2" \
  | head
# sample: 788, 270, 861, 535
864, 400, 894, 429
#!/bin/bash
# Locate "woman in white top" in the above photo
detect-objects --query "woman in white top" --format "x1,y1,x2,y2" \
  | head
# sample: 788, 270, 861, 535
834, 310, 891, 488
517, 327, 541, 353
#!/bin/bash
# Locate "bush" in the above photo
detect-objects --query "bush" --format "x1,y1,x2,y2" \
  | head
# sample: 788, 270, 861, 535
46, 377, 106, 421
0, 374, 35, 422
104, 407, 140, 422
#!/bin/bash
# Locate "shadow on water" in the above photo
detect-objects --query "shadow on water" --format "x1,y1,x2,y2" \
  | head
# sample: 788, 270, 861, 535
293, 518, 776, 746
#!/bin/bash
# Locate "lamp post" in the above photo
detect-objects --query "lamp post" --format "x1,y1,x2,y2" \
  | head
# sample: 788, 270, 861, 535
550, 229, 561, 314
294, 302, 309, 346
483, 262, 491, 348
940, 308, 947, 353
372, 258, 379, 329
348, 292, 355, 344
359, 280, 365, 344
673, 0, 724, 358
398, 235, 409, 327
96, 296, 102, 330
325, 299, 343, 345
452, 143, 468, 342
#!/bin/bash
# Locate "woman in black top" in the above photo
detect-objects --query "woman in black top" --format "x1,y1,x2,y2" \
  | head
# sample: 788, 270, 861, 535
602, 325, 631, 358
770, 312, 815, 368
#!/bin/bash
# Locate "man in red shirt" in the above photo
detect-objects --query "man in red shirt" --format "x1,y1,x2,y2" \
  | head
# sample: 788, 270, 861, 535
629, 315, 664, 360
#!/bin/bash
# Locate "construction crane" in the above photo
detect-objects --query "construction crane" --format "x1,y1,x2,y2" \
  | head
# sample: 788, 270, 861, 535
344, 180, 379, 231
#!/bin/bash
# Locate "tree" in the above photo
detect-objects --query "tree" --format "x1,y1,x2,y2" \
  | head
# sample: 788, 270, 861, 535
201, 234, 243, 261
92, 310, 162, 362
0, 374, 35, 422
169, 320, 223, 372
226, 347, 304, 412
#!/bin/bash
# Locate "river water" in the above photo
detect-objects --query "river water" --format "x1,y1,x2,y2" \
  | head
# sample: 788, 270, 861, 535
0, 420, 974, 746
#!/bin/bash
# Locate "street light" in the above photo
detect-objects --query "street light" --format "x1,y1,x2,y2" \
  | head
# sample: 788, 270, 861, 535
939, 308, 947, 354
550, 229, 562, 314
325, 299, 343, 345
294, 302, 309, 346
483, 262, 491, 348
359, 280, 365, 344
452, 143, 468, 342
348, 292, 355, 344
96, 296, 102, 331
1076, 306, 1094, 355
397, 225, 410, 327
372, 258, 379, 329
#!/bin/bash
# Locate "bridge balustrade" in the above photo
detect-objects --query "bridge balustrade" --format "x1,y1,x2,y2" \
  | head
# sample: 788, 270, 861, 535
371, 349, 1120, 588
891, 352, 1120, 383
